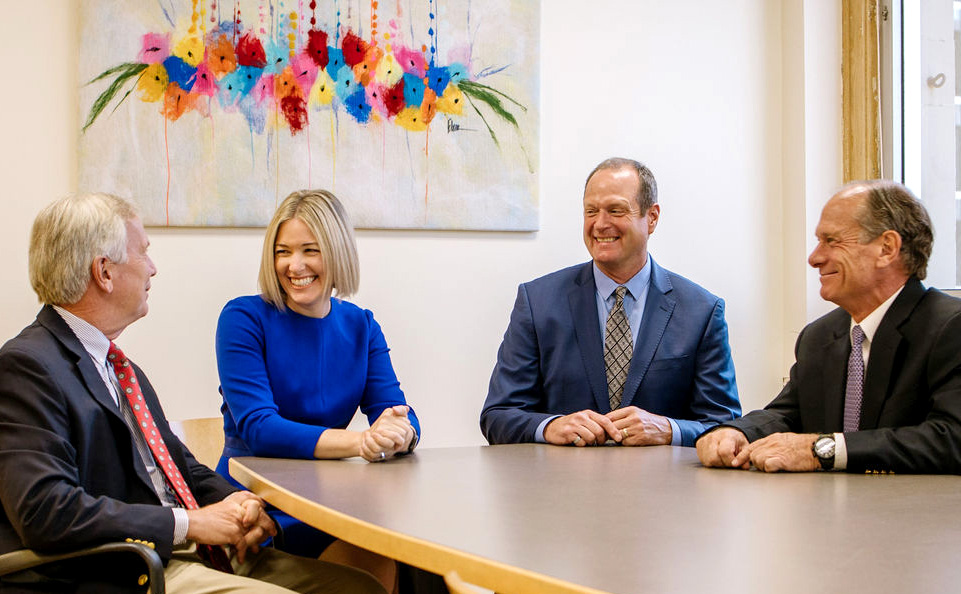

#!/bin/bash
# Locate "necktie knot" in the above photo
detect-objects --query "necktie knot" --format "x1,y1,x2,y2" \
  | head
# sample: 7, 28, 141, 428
107, 342, 128, 367
614, 285, 628, 306
851, 324, 865, 347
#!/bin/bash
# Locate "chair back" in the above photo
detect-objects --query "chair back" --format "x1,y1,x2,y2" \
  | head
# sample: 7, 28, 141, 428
168, 417, 224, 469
443, 571, 488, 594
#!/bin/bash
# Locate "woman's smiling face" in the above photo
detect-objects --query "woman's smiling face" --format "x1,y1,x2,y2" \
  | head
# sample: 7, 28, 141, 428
274, 217, 329, 317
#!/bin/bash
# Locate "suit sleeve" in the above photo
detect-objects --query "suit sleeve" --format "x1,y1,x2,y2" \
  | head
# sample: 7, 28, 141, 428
673, 298, 742, 446
700, 325, 808, 444
0, 346, 179, 557
844, 309, 961, 473
480, 284, 553, 444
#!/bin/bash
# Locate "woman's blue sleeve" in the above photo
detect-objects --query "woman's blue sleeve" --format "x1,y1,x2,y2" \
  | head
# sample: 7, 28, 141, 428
216, 299, 326, 459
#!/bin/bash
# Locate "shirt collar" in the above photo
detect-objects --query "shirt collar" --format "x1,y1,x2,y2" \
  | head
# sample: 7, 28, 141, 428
52, 306, 111, 366
593, 257, 652, 301
851, 284, 905, 343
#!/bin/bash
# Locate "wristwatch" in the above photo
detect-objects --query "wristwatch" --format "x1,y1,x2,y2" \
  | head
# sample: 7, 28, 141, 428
812, 434, 836, 471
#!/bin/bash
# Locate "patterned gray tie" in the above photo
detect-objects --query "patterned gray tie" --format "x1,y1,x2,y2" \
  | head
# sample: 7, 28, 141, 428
605, 286, 633, 410
843, 325, 866, 432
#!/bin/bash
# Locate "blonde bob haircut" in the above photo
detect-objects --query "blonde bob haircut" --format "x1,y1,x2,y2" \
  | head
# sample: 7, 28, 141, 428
29, 193, 137, 305
259, 189, 360, 310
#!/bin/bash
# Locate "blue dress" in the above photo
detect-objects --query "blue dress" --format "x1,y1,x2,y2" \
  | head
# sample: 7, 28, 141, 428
214, 295, 420, 554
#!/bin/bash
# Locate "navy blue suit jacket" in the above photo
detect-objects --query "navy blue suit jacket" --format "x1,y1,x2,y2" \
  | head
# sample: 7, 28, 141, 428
480, 258, 741, 446
0, 306, 237, 561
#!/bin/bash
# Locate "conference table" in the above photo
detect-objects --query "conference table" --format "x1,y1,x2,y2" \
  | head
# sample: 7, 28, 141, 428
230, 444, 961, 594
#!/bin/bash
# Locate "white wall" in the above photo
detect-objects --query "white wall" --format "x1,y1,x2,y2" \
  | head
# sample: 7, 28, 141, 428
0, 1, 842, 448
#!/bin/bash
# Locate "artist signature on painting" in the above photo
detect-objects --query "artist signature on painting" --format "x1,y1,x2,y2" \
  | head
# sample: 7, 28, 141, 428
446, 118, 476, 134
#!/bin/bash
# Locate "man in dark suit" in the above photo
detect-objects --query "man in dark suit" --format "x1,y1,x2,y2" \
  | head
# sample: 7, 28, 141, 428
0, 193, 386, 593
697, 180, 961, 473
480, 158, 741, 447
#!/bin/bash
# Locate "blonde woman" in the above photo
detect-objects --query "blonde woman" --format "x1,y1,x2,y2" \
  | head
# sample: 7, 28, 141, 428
215, 190, 419, 591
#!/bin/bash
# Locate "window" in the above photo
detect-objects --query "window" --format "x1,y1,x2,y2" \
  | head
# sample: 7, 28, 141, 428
881, 0, 960, 288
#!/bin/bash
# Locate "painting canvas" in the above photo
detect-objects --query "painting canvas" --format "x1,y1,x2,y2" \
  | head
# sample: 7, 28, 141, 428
78, 0, 539, 230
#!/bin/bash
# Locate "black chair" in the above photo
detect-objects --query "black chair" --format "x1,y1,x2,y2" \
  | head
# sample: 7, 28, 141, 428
0, 541, 164, 593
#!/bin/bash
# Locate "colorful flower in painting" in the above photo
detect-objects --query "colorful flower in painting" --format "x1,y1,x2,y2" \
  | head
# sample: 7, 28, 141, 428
173, 36, 204, 67
383, 79, 406, 116
138, 33, 170, 64
192, 62, 219, 96
435, 83, 464, 115
325, 48, 346, 80
394, 45, 427, 78
375, 53, 403, 87
162, 55, 197, 91
401, 73, 425, 107
206, 35, 238, 78
236, 33, 267, 68
341, 31, 369, 68
309, 70, 335, 106
138, 63, 169, 102
305, 29, 329, 69
82, 8, 526, 147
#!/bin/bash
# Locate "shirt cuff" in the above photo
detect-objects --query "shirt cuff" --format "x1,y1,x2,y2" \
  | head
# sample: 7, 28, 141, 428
172, 507, 189, 545
668, 419, 681, 446
535, 416, 561, 443
833, 432, 848, 471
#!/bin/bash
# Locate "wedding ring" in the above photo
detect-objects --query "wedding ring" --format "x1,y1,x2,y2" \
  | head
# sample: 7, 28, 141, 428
572, 435, 582, 445
379, 451, 386, 460
622, 429, 630, 439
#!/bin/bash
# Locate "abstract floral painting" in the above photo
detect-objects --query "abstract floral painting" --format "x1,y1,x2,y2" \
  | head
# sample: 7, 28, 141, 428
78, 1, 539, 229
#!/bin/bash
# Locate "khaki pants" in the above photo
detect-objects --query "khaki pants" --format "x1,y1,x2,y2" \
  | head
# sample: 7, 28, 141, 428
163, 546, 386, 594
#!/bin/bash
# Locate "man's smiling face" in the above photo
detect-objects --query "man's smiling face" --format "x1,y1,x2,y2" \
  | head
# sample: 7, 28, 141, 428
583, 166, 659, 284
808, 189, 886, 318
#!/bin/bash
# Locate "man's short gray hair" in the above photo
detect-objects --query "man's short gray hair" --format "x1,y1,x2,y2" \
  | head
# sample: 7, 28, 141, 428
584, 157, 658, 212
848, 180, 934, 280
29, 193, 137, 305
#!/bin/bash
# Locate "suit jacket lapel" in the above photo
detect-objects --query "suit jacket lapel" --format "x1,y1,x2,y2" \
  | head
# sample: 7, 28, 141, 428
820, 321, 850, 431
622, 259, 675, 406
859, 278, 925, 429
37, 306, 155, 491
569, 263, 611, 412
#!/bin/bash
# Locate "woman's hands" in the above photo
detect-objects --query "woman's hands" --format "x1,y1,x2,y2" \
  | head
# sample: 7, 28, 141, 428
359, 405, 416, 462
313, 405, 417, 461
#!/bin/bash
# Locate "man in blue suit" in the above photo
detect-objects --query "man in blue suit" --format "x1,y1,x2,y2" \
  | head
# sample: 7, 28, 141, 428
480, 158, 741, 447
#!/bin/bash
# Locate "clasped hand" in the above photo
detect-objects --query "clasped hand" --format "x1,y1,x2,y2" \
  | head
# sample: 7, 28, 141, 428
544, 406, 673, 446
360, 405, 416, 462
185, 490, 276, 563
696, 428, 820, 472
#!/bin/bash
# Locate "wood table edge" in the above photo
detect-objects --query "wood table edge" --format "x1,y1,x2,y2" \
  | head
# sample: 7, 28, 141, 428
229, 457, 611, 594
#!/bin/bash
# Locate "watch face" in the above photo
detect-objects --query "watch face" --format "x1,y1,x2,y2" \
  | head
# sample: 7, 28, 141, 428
815, 437, 835, 458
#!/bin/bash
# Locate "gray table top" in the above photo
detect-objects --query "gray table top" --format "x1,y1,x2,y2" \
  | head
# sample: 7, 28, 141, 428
231, 444, 961, 594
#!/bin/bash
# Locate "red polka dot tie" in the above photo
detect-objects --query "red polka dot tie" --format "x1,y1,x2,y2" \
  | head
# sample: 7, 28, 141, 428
108, 343, 233, 573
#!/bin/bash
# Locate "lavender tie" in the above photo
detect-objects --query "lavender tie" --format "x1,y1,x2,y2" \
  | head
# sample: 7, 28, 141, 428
843, 325, 865, 432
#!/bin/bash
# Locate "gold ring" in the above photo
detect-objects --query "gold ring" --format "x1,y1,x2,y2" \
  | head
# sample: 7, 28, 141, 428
622, 429, 630, 439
